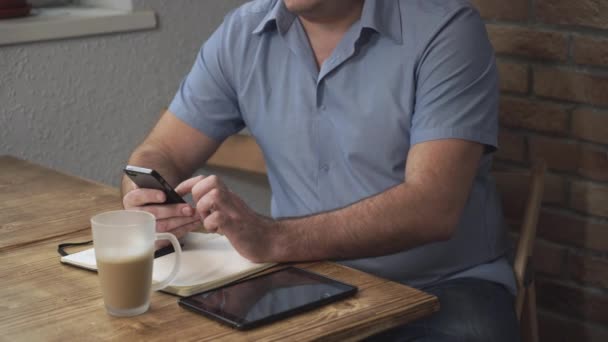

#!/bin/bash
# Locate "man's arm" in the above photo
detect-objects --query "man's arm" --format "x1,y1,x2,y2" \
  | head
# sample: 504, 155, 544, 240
183, 138, 482, 263
122, 110, 220, 196
272, 139, 482, 261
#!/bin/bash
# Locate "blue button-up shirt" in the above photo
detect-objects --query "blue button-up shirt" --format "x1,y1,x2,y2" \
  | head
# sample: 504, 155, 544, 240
170, 0, 515, 292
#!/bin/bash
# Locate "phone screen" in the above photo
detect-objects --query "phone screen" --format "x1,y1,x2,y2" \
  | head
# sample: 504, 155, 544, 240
179, 267, 357, 330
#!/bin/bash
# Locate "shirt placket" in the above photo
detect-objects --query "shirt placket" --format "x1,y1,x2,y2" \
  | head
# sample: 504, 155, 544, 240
313, 31, 361, 209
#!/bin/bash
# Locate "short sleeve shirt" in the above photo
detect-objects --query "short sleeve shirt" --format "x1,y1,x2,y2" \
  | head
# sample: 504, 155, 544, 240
169, 0, 515, 293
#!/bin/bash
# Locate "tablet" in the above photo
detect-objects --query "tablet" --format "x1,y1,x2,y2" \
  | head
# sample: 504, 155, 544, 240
178, 267, 358, 330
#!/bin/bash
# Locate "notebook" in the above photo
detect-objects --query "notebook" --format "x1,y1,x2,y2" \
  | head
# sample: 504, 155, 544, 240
60, 232, 276, 297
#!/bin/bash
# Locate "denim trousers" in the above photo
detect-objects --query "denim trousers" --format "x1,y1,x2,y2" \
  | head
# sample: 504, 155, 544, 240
364, 277, 521, 342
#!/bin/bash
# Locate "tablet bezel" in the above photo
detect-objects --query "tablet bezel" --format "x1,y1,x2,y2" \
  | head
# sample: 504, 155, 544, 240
178, 266, 358, 330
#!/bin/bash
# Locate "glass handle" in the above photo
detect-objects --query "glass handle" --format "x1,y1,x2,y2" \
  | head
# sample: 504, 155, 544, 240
151, 233, 182, 291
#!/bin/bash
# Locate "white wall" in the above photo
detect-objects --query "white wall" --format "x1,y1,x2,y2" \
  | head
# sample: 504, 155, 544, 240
0, 0, 272, 214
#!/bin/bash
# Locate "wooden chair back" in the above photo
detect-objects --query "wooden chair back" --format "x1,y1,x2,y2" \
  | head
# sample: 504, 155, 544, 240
493, 161, 546, 342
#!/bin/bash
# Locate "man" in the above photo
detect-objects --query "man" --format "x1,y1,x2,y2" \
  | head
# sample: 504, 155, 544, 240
122, 0, 520, 340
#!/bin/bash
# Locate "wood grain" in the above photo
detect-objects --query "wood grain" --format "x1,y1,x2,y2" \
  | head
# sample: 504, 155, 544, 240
0, 156, 121, 251
0, 156, 439, 341
0, 230, 438, 341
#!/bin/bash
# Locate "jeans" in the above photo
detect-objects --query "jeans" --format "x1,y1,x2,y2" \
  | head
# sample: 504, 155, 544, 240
364, 277, 521, 342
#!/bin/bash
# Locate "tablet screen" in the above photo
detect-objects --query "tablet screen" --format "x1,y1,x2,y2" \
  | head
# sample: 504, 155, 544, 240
179, 267, 357, 330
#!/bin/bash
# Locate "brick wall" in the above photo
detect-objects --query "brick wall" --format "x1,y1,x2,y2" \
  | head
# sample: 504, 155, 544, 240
470, 0, 608, 341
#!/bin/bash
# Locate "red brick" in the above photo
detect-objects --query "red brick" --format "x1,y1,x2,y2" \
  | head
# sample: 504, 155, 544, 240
495, 171, 567, 220
536, 0, 608, 30
487, 25, 568, 61
544, 174, 569, 206
529, 137, 578, 171
579, 147, 608, 181
496, 130, 526, 162
573, 35, 608, 67
538, 209, 608, 252
497, 61, 528, 93
569, 254, 608, 288
536, 278, 608, 325
469, 0, 529, 21
529, 137, 608, 182
572, 108, 608, 145
539, 312, 608, 342
499, 96, 569, 134
534, 67, 608, 106
570, 181, 608, 217
534, 241, 566, 276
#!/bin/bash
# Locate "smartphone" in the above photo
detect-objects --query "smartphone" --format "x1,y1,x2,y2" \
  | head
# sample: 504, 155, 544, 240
123, 165, 186, 204
179, 267, 358, 330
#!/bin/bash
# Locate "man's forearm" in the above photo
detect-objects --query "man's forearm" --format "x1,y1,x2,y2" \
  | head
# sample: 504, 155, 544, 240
262, 139, 482, 263
121, 111, 223, 199
269, 181, 460, 262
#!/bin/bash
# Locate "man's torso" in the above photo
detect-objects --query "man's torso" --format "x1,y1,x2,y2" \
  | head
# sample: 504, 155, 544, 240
169, 0, 515, 291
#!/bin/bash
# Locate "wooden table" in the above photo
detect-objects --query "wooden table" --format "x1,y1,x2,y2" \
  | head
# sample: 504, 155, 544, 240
0, 156, 439, 341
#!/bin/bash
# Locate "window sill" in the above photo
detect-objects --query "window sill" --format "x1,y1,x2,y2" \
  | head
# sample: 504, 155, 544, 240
0, 6, 156, 46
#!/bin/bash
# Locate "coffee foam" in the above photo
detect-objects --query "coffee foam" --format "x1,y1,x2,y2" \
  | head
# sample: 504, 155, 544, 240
96, 245, 153, 262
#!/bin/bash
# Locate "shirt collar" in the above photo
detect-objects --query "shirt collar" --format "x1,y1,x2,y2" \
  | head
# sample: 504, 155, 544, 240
252, 0, 403, 44
360, 0, 403, 44
252, 0, 296, 35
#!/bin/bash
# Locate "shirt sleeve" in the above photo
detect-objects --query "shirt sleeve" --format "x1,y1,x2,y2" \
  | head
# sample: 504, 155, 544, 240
168, 21, 244, 142
411, 6, 499, 152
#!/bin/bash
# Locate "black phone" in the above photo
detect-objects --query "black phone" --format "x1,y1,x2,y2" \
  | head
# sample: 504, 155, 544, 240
178, 267, 358, 330
123, 165, 186, 204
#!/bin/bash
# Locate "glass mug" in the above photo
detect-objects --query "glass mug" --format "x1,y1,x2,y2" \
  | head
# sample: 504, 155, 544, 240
91, 210, 182, 317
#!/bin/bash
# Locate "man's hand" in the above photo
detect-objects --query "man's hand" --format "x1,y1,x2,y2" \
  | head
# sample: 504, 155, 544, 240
121, 111, 224, 247
122, 183, 201, 247
176, 175, 276, 263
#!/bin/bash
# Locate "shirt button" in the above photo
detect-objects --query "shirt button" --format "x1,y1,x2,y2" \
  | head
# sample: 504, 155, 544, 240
320, 105, 327, 111
320, 164, 330, 173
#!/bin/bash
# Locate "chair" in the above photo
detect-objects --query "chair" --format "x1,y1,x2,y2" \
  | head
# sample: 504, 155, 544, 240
493, 161, 546, 342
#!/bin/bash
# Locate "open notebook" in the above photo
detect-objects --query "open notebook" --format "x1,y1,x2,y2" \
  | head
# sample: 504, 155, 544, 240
60, 232, 276, 297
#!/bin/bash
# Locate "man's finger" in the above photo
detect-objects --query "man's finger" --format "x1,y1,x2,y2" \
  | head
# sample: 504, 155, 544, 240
203, 211, 226, 234
140, 203, 194, 220
175, 175, 205, 196
196, 188, 224, 219
123, 188, 166, 208
156, 216, 200, 233
191, 175, 225, 202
